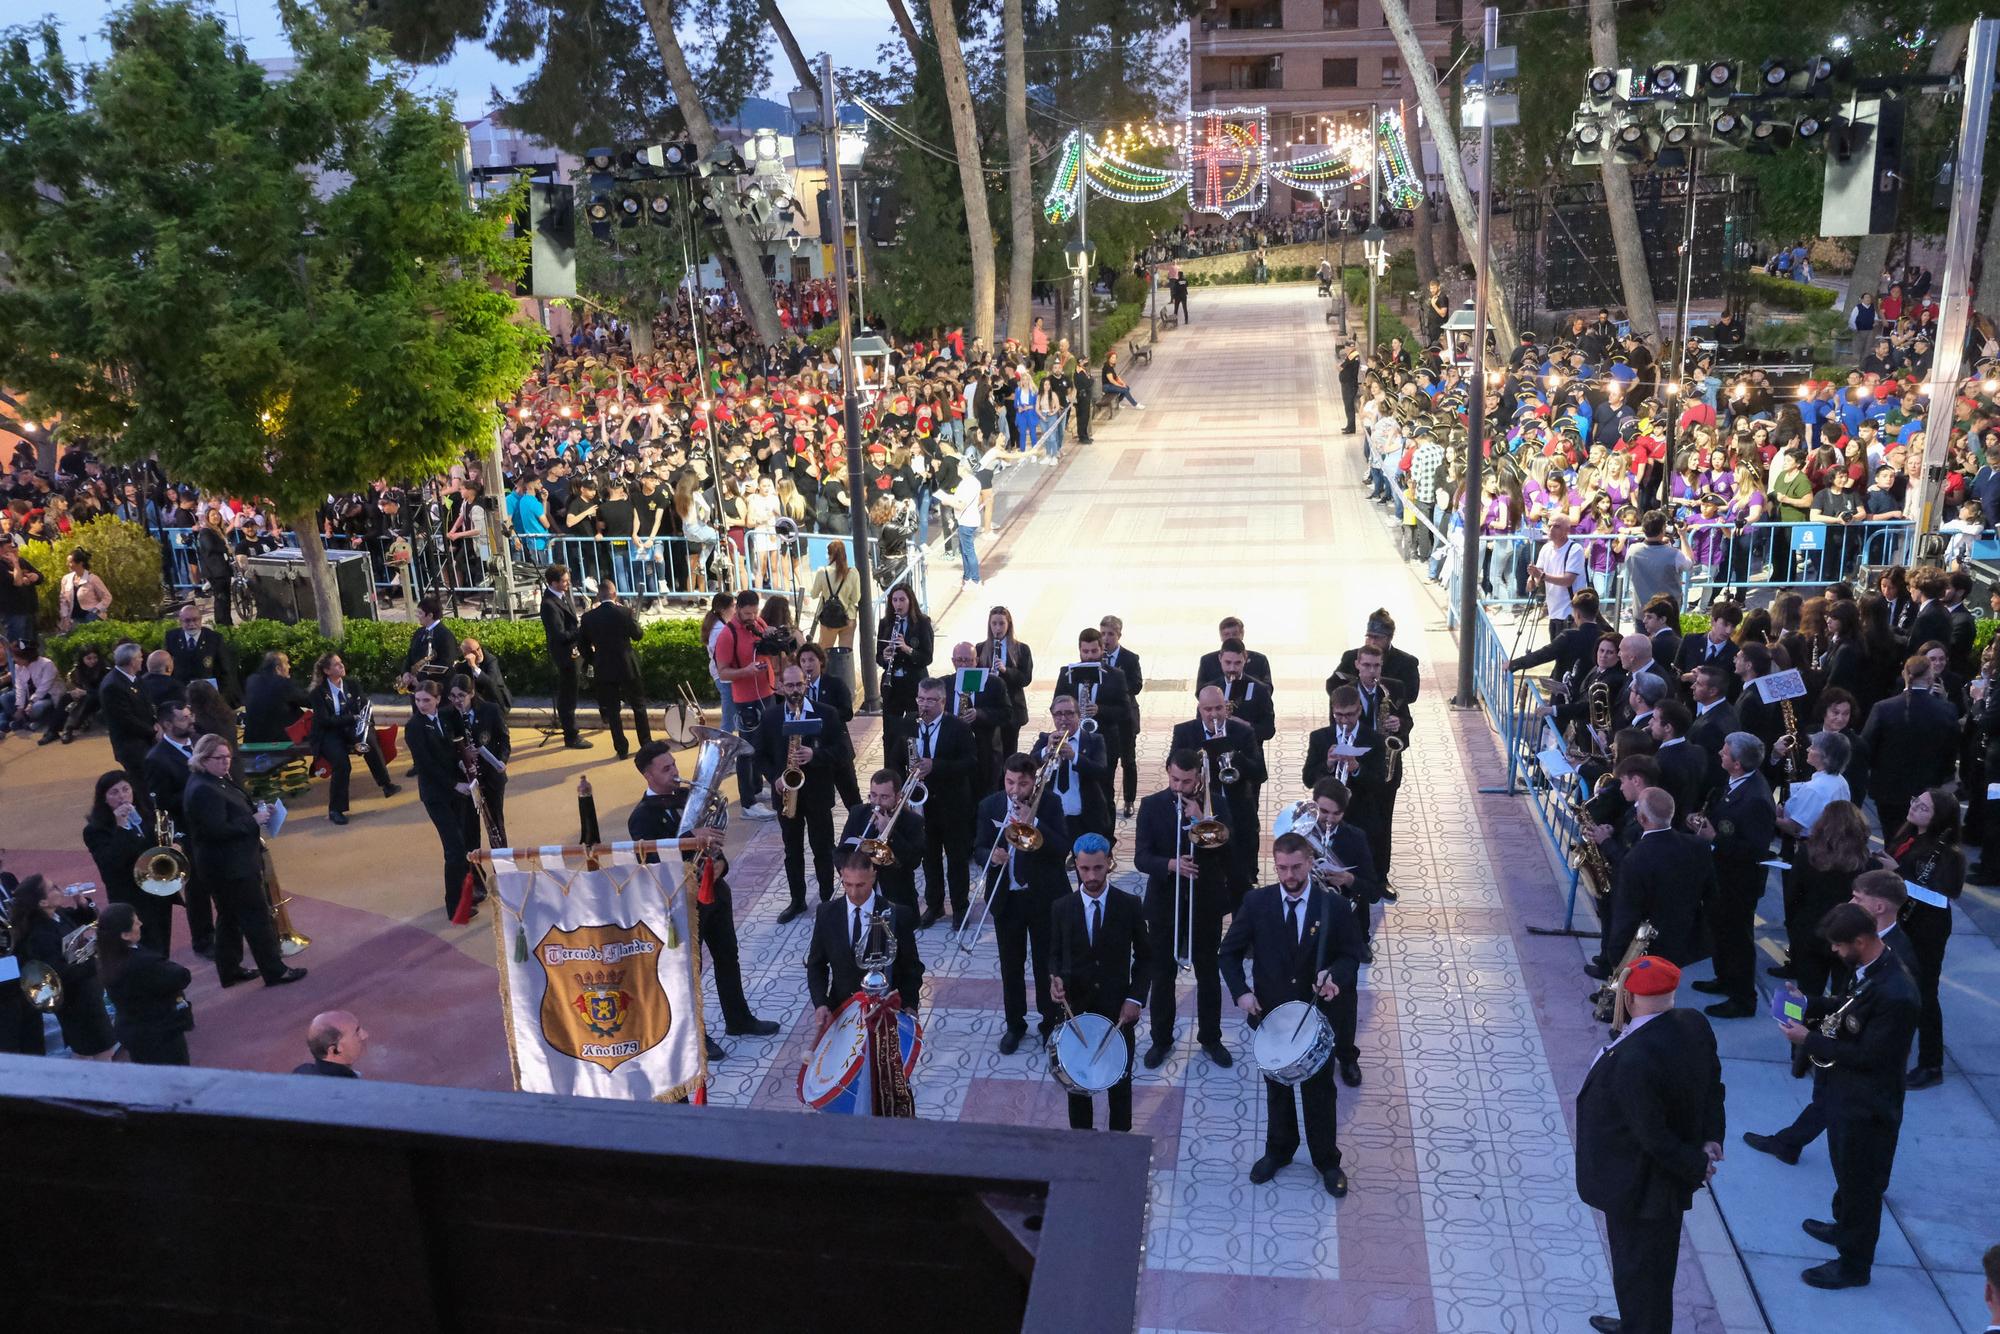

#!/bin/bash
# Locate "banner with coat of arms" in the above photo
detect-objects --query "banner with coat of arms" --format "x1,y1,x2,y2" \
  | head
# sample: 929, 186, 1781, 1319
486, 846, 706, 1102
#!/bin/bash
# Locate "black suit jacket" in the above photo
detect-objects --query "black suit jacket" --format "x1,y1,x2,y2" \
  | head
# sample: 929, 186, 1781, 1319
975, 638, 1034, 728
579, 600, 643, 684
1908, 600, 1953, 655
143, 739, 195, 828
839, 802, 925, 900
1860, 689, 1959, 803
1051, 663, 1132, 744
805, 895, 923, 1013
406, 620, 459, 678
447, 698, 512, 771
1574, 1007, 1725, 1219
1703, 772, 1777, 873
1801, 948, 1920, 1122
1198, 648, 1272, 691
1947, 602, 1976, 674
1674, 634, 1739, 685
103, 948, 193, 1043
805, 674, 853, 726
405, 710, 467, 806
972, 788, 1072, 894
540, 589, 583, 670
182, 769, 263, 888
1653, 740, 1710, 820
1513, 619, 1609, 683
1215, 676, 1276, 744
167, 626, 235, 695
309, 680, 373, 756
1334, 644, 1421, 702
910, 713, 978, 818
1029, 730, 1110, 834
1102, 646, 1143, 726
243, 668, 311, 743
1302, 722, 1386, 808
1609, 829, 1716, 966
757, 697, 849, 804
1650, 627, 1683, 679
453, 654, 514, 715
1049, 887, 1151, 1019
100, 670, 156, 755
1132, 787, 1233, 902
875, 612, 935, 692
1219, 883, 1366, 1018
1169, 717, 1268, 791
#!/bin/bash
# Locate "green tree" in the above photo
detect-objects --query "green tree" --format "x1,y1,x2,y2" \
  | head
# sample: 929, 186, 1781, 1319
573, 191, 694, 354
0, 0, 543, 638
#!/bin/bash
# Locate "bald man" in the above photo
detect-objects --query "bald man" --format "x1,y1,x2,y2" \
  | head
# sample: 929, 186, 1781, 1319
292, 1010, 368, 1078
1170, 684, 1268, 907
950, 640, 1013, 797
1592, 787, 1714, 982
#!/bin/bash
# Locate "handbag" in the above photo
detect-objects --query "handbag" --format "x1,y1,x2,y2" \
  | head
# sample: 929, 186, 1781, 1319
813, 569, 851, 629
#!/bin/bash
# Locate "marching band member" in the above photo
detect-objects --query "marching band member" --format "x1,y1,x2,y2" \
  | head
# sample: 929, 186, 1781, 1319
1197, 615, 1272, 691
1304, 687, 1386, 952
451, 637, 513, 719
1031, 695, 1112, 841
1134, 748, 1236, 1070
537, 566, 592, 750
1219, 832, 1364, 1197
973, 753, 1072, 1053
445, 673, 511, 848
144, 700, 212, 956
1049, 834, 1150, 1132
839, 768, 925, 912
406, 678, 478, 917
1684, 732, 1778, 1020
400, 595, 458, 694
806, 852, 924, 1033
1331, 609, 1421, 705
1098, 616, 1144, 819
1170, 684, 1267, 905
624, 746, 779, 1050
910, 676, 977, 929
1297, 778, 1378, 1087
579, 583, 652, 757
1349, 642, 1412, 894
308, 652, 397, 825
875, 581, 934, 757
182, 732, 305, 987
1213, 638, 1275, 744
975, 606, 1035, 761
949, 640, 1013, 797
759, 663, 847, 922
1053, 627, 1132, 823
798, 644, 860, 808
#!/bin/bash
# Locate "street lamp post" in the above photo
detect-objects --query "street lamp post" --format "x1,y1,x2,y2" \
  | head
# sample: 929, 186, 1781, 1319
1073, 176, 1092, 361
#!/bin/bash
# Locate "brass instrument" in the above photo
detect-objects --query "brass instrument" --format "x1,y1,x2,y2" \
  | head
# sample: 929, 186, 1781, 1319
904, 740, 927, 810
779, 735, 806, 818
20, 960, 62, 1012
1003, 726, 1071, 851
60, 918, 99, 966
262, 839, 310, 957
1216, 747, 1242, 787
859, 765, 928, 867
1809, 989, 1863, 1069
396, 641, 434, 696
1590, 918, 1657, 1035
135, 808, 190, 898
1188, 751, 1231, 849
1588, 680, 1612, 736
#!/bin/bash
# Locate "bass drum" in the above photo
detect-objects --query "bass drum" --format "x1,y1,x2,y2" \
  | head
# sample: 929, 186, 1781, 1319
798, 992, 923, 1114
1251, 1000, 1335, 1087
1049, 1012, 1130, 1094
659, 699, 701, 747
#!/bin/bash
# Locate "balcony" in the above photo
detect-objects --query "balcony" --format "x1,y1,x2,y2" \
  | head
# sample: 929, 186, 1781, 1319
1198, 56, 1285, 92
1199, 1, 1285, 30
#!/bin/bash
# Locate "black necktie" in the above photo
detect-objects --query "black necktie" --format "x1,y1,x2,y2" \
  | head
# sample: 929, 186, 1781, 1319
1089, 897, 1101, 944
1706, 641, 1718, 660
922, 724, 934, 758
851, 905, 863, 950
1287, 897, 1302, 944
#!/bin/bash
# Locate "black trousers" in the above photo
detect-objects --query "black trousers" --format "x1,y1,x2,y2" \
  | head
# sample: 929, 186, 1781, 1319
1901, 900, 1951, 1069
1067, 1027, 1136, 1131
1603, 1210, 1681, 1334
1144, 879, 1224, 1047
1329, 894, 1368, 1063
993, 887, 1055, 1034
1773, 1073, 1828, 1150
1828, 1110, 1900, 1273
322, 738, 393, 814
423, 795, 476, 913
1709, 863, 1766, 1005
1359, 794, 1395, 887
122, 1029, 190, 1066
922, 813, 972, 919
1341, 383, 1359, 432
210, 871, 287, 981
552, 661, 582, 740
780, 797, 837, 909
1108, 724, 1139, 806
1263, 1062, 1341, 1170
594, 678, 652, 754
698, 878, 754, 1028
1171, 294, 1189, 322
834, 754, 863, 810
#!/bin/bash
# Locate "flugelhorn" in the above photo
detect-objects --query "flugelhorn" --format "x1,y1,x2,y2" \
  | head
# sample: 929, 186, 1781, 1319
135, 808, 190, 898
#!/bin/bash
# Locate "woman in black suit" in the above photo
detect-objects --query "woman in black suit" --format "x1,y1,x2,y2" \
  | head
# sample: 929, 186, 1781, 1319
184, 732, 303, 987
8, 875, 115, 1059
309, 652, 396, 824
242, 650, 312, 743
96, 902, 194, 1066
445, 672, 510, 847
875, 581, 933, 754
407, 678, 480, 917
81, 769, 175, 955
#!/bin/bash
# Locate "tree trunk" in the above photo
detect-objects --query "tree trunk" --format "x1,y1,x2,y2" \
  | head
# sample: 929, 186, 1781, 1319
290, 514, 345, 640
1585, 0, 1660, 340
762, 0, 818, 97
1403, 102, 1437, 291
1002, 0, 1033, 344
638, 0, 784, 349
885, 0, 923, 65
925, 0, 997, 351
630, 317, 656, 357
1377, 0, 1515, 348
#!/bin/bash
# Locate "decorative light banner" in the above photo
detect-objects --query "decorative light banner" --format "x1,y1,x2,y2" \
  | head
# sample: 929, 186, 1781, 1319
1043, 107, 1387, 224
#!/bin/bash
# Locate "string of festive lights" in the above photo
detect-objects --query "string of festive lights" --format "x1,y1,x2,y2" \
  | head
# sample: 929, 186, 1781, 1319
1374, 109, 1423, 210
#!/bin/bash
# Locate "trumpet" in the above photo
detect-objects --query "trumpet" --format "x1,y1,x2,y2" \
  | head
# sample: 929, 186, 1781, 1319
1216, 747, 1241, 786
779, 735, 806, 818
859, 766, 928, 867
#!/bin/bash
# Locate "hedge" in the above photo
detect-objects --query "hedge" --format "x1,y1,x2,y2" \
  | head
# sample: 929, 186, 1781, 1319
45, 614, 719, 702
16, 516, 169, 630
1111, 272, 1147, 305
1679, 610, 2000, 658
1187, 263, 1321, 287
1341, 266, 1416, 350
1091, 302, 1146, 362
1744, 272, 1838, 312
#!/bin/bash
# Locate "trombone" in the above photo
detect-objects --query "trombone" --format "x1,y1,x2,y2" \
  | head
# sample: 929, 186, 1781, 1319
1003, 727, 1069, 852
1172, 753, 1232, 971
858, 766, 928, 867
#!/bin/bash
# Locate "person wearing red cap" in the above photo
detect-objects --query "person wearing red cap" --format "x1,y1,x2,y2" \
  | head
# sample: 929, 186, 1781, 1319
1574, 953, 1725, 1334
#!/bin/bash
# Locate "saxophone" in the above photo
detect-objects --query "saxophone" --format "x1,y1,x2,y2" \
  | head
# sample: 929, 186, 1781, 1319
1566, 775, 1616, 898
1591, 919, 1658, 1034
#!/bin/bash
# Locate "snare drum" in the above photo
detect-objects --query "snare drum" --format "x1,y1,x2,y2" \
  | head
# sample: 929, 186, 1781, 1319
798, 992, 923, 1114
1050, 1012, 1131, 1094
1251, 1000, 1335, 1087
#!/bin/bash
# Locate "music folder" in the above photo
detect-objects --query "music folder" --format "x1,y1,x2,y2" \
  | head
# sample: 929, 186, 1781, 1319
1065, 663, 1103, 688
782, 717, 825, 739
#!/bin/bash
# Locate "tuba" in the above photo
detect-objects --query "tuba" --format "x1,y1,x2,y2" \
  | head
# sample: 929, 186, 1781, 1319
677, 724, 753, 899
135, 809, 190, 898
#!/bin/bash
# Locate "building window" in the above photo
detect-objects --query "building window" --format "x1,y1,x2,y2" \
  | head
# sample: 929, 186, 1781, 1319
1322, 58, 1359, 89
1323, 0, 1359, 28
1435, 0, 1463, 20
1382, 56, 1403, 88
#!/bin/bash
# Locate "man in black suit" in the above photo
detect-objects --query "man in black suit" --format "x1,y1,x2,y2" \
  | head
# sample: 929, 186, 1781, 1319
1330, 609, 1422, 705
1220, 833, 1366, 1197
627, 742, 778, 1053
578, 584, 650, 757
1171, 685, 1268, 904
101, 642, 158, 791
1574, 955, 1725, 1334
451, 637, 513, 718
1348, 643, 1412, 893
1684, 664, 1740, 776
166, 602, 237, 700
1053, 627, 1132, 823
1211, 637, 1276, 744
445, 672, 511, 847
1908, 570, 1953, 657
1098, 616, 1143, 818
806, 853, 924, 1023
1641, 596, 1682, 680
242, 651, 312, 743
1134, 748, 1237, 1070
310, 653, 396, 824
1297, 778, 1379, 1084
138, 648, 184, 714
406, 679, 478, 916
1196, 615, 1272, 692
1674, 606, 1741, 701
759, 662, 847, 922
1510, 587, 1611, 682
975, 608, 1034, 760
1860, 654, 1961, 835
1777, 903, 1920, 1289
1049, 834, 1149, 1131
1594, 788, 1715, 976
1030, 695, 1112, 841
538, 565, 591, 749
1685, 733, 1778, 1019
1944, 570, 1977, 676
400, 594, 458, 693
183, 736, 305, 987
1647, 701, 1709, 820
972, 753, 1072, 1052
839, 768, 925, 912
143, 700, 213, 954
800, 643, 860, 808
1304, 688, 1389, 937
948, 639, 1013, 797
911, 676, 978, 929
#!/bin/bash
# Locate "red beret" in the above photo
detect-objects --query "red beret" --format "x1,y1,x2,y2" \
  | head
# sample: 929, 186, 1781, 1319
1623, 956, 1680, 996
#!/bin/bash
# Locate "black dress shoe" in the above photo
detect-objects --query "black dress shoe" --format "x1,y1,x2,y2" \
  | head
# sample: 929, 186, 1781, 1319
1742, 1131, 1801, 1165
405, 764, 419, 777
775, 903, 807, 925
1199, 1039, 1233, 1068
704, 1035, 726, 1061
1377, 884, 1398, 903
1905, 1065, 1943, 1089
565, 736, 594, 750
1801, 1260, 1869, 1289
1248, 1154, 1289, 1185
1969, 863, 2000, 884
1588, 1317, 1623, 1334
218, 968, 261, 988
1142, 1041, 1170, 1069
380, 783, 401, 798
1691, 978, 1729, 995
265, 967, 308, 986
998, 1028, 1024, 1055
1582, 960, 1612, 981
1339, 1058, 1362, 1087
192, 940, 216, 959
1801, 1218, 1839, 1246
328, 811, 349, 825
917, 907, 943, 929
1120, 803, 1134, 819
1322, 1167, 1349, 1198
614, 747, 630, 760
1704, 999, 1758, 1019
725, 1017, 780, 1037
1767, 962, 1797, 980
